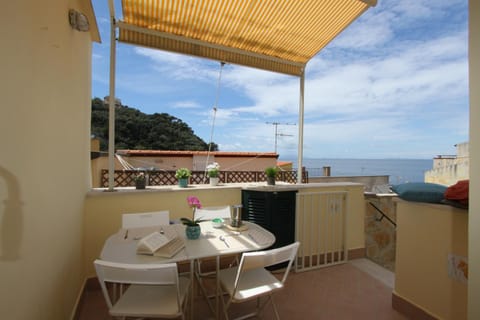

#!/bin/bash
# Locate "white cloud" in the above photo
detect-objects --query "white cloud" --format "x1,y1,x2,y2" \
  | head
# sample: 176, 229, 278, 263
391, 0, 434, 18
172, 100, 202, 109
330, 10, 395, 50
134, 47, 220, 82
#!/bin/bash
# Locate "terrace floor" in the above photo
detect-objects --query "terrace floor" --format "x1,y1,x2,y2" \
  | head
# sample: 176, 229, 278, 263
77, 258, 407, 320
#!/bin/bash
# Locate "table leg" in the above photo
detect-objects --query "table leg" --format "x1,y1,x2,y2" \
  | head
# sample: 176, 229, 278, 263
216, 255, 220, 320
190, 259, 195, 320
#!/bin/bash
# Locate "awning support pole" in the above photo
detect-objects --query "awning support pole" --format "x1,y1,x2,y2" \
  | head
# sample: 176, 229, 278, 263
107, 0, 117, 191
297, 70, 305, 184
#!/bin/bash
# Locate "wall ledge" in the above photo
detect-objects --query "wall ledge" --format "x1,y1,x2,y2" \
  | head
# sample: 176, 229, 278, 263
392, 291, 440, 320
393, 198, 468, 213
87, 181, 365, 197
349, 247, 366, 260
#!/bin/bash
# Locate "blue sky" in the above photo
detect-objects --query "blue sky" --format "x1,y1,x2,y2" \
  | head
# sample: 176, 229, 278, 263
91, 0, 469, 160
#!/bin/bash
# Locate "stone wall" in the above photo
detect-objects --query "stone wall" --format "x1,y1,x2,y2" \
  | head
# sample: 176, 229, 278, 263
364, 195, 397, 271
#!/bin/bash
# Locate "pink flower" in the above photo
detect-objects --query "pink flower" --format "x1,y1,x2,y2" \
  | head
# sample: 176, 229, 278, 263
187, 196, 202, 208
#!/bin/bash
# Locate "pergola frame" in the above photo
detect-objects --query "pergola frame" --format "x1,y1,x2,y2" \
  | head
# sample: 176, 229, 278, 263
106, 0, 377, 189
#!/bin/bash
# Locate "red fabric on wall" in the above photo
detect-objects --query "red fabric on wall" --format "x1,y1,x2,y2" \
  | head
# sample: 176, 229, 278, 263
444, 180, 469, 203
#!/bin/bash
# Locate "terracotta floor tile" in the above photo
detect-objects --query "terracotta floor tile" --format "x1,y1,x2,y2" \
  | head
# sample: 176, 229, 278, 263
76, 259, 407, 320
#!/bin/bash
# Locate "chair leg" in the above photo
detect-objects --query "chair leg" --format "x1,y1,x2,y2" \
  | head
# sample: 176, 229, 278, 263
223, 296, 264, 320
228, 254, 240, 268
255, 294, 280, 320
220, 289, 232, 320
270, 295, 281, 320
181, 287, 189, 320
195, 268, 216, 314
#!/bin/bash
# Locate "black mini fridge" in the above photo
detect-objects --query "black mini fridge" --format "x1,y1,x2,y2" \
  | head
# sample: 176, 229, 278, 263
241, 189, 296, 269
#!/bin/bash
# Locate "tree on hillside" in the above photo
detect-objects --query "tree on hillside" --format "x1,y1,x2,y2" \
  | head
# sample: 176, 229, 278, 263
91, 97, 218, 151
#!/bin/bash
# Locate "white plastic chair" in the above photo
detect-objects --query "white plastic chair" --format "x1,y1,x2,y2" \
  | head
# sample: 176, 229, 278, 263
94, 259, 190, 320
218, 242, 300, 320
122, 210, 170, 228
193, 207, 232, 275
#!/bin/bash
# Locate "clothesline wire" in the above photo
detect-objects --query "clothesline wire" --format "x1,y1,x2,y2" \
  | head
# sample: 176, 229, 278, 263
203, 62, 225, 183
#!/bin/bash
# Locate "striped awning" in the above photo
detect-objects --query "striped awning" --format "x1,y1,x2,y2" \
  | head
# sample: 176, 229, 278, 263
115, 0, 377, 76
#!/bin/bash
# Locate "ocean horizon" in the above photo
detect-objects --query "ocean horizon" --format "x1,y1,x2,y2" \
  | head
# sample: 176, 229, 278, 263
285, 158, 433, 184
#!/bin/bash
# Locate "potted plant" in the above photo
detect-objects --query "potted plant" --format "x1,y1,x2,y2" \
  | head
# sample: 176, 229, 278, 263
180, 217, 206, 239
206, 162, 220, 186
175, 168, 191, 188
182, 196, 205, 239
265, 166, 278, 185
134, 172, 146, 189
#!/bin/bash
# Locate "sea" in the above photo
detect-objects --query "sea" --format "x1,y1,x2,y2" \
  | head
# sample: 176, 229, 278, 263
285, 158, 433, 184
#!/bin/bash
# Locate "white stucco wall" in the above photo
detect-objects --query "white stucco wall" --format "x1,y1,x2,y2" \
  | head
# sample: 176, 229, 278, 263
395, 201, 468, 319
0, 1, 95, 319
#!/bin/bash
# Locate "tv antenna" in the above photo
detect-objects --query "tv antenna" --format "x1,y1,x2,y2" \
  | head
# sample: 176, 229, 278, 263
266, 121, 296, 153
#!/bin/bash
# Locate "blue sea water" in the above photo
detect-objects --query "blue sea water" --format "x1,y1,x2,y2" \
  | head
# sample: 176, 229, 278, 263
286, 158, 433, 184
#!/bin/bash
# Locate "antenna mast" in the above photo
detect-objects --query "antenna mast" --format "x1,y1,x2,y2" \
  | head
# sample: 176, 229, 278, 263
266, 121, 296, 153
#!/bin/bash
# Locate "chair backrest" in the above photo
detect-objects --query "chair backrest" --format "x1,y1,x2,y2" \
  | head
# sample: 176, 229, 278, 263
238, 242, 300, 284
194, 206, 231, 220
122, 210, 170, 228
94, 259, 180, 309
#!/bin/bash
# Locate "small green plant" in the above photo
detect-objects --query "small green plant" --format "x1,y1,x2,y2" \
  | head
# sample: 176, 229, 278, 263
265, 166, 278, 177
180, 217, 206, 226
206, 162, 220, 178
175, 168, 191, 179
134, 172, 146, 182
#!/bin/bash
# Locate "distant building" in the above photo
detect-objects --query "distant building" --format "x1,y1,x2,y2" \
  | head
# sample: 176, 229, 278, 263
277, 160, 293, 171
424, 142, 469, 186
115, 149, 278, 171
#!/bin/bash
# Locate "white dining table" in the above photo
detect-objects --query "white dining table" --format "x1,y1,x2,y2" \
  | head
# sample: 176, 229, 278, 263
100, 220, 275, 319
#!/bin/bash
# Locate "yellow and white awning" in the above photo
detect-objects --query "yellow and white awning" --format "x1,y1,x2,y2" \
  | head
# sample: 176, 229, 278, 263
115, 0, 376, 76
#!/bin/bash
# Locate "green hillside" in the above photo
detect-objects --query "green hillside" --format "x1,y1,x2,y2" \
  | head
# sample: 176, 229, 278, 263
91, 98, 218, 151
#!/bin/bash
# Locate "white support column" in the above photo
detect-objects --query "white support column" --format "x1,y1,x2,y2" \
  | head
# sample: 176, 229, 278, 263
107, 0, 117, 191
297, 70, 305, 184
